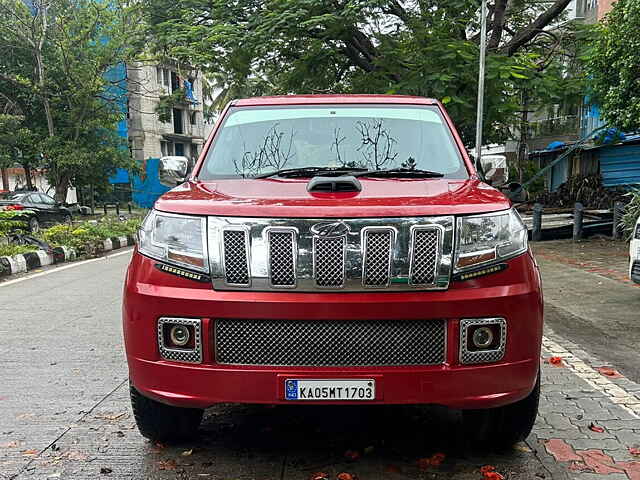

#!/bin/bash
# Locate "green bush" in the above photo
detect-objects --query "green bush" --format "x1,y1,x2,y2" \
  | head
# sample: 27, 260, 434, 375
0, 244, 38, 257
0, 210, 30, 236
42, 216, 141, 252
621, 189, 640, 239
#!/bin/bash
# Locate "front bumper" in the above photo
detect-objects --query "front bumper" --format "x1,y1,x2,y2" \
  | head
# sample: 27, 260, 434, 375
123, 250, 543, 409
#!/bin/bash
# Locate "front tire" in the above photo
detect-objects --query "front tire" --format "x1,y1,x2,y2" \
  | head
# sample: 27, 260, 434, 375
130, 384, 203, 443
463, 371, 540, 451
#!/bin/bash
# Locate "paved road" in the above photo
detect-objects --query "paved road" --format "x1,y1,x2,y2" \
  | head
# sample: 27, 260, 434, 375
1, 244, 639, 480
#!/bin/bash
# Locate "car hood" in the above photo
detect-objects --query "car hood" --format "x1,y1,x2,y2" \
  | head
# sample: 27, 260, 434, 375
154, 178, 511, 218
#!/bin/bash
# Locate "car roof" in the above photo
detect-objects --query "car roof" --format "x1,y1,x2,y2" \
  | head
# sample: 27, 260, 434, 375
233, 94, 439, 107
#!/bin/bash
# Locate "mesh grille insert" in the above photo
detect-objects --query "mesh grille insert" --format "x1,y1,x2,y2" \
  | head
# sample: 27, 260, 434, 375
363, 230, 393, 287
223, 229, 250, 285
215, 319, 446, 366
268, 230, 296, 287
313, 237, 346, 287
410, 229, 439, 285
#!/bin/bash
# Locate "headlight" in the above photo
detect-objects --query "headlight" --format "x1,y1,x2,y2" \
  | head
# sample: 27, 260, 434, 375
455, 208, 527, 271
138, 211, 208, 272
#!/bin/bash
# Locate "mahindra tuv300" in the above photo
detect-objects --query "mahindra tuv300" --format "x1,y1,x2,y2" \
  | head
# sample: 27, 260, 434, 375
123, 95, 542, 449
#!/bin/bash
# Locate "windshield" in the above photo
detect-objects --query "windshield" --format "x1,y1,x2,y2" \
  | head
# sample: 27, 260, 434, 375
198, 105, 469, 179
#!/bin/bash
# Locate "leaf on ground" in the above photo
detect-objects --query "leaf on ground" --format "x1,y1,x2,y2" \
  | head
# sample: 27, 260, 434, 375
384, 464, 401, 473
181, 449, 194, 456
629, 447, 640, 456
417, 452, 446, 469
157, 459, 177, 470
344, 449, 360, 461
547, 356, 563, 366
151, 442, 166, 453
67, 451, 89, 461
514, 443, 532, 453
595, 366, 623, 378
588, 422, 605, 433
309, 472, 329, 480
337, 473, 356, 480
95, 412, 127, 421
100, 467, 113, 474
22, 449, 39, 456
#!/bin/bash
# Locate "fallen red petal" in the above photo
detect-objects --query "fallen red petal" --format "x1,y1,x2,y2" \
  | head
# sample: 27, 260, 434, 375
430, 452, 446, 466
344, 450, 360, 461
595, 367, 623, 378
629, 447, 640, 456
483, 472, 505, 480
548, 356, 563, 366
588, 422, 605, 433
309, 472, 329, 480
337, 473, 356, 480
480, 465, 496, 474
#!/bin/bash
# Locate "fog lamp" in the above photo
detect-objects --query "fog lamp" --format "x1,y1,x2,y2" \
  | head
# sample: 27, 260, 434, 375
472, 326, 494, 349
170, 325, 190, 347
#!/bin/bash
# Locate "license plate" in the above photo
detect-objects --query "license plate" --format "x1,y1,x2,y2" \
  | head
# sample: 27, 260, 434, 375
285, 379, 375, 401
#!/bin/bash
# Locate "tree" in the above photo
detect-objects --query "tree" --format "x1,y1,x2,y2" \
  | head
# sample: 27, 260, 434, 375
0, 0, 140, 201
586, 0, 640, 131
139, 0, 577, 146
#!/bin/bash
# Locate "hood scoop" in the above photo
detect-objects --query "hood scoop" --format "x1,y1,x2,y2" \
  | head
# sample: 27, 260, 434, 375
307, 175, 362, 193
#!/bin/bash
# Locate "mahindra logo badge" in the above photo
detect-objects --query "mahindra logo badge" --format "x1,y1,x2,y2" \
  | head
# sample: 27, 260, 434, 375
310, 221, 350, 237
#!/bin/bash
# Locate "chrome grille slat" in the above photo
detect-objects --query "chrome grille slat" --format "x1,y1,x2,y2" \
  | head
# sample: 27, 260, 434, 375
313, 236, 346, 288
268, 229, 297, 287
222, 229, 250, 285
362, 228, 394, 287
215, 319, 446, 366
409, 227, 440, 286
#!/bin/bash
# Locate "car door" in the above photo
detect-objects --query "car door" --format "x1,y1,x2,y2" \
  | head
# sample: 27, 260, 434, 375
21, 193, 48, 222
37, 193, 60, 224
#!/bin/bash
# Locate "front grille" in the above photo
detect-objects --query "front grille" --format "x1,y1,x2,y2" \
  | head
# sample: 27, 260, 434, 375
410, 228, 439, 285
222, 229, 250, 285
268, 229, 296, 287
313, 237, 346, 288
215, 318, 446, 366
362, 229, 393, 287
632, 261, 640, 280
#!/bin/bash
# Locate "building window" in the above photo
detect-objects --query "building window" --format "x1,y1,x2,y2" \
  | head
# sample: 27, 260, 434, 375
173, 108, 184, 134
162, 69, 169, 87
171, 71, 180, 93
160, 141, 168, 157
156, 67, 162, 85
175, 143, 185, 156
190, 111, 198, 125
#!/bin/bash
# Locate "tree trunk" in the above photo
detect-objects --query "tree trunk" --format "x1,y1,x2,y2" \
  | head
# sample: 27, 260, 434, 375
22, 164, 34, 190
1, 168, 8, 191
54, 179, 69, 204
517, 90, 530, 184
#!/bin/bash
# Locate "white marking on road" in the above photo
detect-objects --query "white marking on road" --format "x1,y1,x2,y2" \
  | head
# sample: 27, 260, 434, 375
0, 248, 132, 287
542, 334, 640, 418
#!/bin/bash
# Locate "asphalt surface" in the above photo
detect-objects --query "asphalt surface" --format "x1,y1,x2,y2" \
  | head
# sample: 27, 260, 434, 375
1, 245, 639, 480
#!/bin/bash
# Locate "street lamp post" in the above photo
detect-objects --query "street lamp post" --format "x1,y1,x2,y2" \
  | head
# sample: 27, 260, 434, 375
475, 0, 488, 170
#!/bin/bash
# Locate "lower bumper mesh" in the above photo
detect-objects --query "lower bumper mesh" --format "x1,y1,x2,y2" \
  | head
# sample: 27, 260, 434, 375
215, 319, 446, 366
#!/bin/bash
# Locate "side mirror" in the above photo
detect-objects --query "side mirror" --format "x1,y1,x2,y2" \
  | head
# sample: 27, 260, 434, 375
478, 155, 509, 187
159, 156, 190, 187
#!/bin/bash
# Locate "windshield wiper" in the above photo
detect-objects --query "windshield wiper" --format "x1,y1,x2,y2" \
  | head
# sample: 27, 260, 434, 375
353, 167, 445, 178
253, 166, 368, 179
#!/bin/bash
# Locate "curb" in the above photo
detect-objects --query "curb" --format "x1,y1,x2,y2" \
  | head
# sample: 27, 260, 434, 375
0, 235, 136, 278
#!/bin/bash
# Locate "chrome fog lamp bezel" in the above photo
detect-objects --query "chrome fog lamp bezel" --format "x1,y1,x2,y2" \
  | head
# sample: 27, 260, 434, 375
157, 317, 202, 363
459, 318, 507, 365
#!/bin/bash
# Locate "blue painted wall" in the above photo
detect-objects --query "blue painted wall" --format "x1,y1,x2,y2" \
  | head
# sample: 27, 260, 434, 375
599, 144, 640, 187
132, 158, 171, 208
105, 62, 130, 184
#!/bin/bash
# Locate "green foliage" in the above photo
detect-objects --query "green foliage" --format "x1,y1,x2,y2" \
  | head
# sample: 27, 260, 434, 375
0, 0, 140, 199
42, 216, 140, 252
0, 210, 29, 236
510, 160, 546, 195
157, 88, 186, 123
620, 189, 640, 239
586, 0, 640, 131
0, 244, 37, 257
139, 0, 581, 146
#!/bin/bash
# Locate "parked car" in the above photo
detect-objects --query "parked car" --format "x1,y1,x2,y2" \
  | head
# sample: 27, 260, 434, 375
630, 216, 640, 283
0, 191, 72, 232
123, 95, 543, 449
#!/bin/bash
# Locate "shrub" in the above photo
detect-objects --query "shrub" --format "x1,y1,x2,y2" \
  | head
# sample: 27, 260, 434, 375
621, 189, 640, 239
0, 244, 38, 257
41, 216, 141, 252
0, 210, 30, 236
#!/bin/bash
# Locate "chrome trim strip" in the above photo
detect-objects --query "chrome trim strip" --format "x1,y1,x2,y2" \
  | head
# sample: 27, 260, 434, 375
361, 226, 397, 288
265, 226, 298, 289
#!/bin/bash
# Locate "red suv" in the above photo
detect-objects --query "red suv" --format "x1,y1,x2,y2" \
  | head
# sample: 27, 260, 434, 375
123, 95, 542, 449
